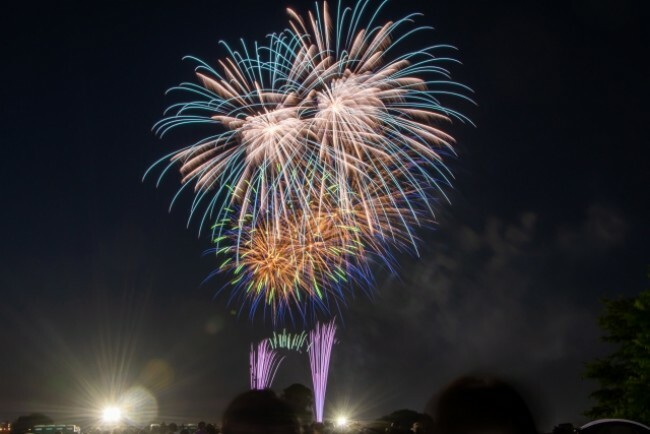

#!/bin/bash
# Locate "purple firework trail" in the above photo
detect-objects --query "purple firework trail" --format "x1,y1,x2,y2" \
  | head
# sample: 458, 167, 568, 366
250, 339, 284, 390
308, 320, 337, 423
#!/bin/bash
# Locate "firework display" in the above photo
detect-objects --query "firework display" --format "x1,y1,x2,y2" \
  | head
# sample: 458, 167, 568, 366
149, 0, 469, 319
308, 320, 337, 423
250, 339, 285, 390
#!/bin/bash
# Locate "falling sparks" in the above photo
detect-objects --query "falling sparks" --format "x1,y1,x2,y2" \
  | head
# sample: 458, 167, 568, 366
249, 339, 284, 390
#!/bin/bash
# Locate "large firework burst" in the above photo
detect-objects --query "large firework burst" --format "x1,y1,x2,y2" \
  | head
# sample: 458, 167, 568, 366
148, 0, 471, 320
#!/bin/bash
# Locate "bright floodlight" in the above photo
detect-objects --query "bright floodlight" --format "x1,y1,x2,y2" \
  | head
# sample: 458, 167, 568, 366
102, 406, 122, 424
335, 416, 348, 428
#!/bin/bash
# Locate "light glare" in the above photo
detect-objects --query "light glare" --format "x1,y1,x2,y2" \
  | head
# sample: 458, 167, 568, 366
102, 406, 122, 424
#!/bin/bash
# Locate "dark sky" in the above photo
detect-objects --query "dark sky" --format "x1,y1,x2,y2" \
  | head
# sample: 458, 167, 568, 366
1, 0, 648, 431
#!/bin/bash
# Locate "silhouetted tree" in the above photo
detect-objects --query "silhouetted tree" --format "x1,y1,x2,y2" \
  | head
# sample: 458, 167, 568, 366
281, 383, 313, 424
584, 279, 650, 424
380, 409, 424, 432
11, 414, 53, 434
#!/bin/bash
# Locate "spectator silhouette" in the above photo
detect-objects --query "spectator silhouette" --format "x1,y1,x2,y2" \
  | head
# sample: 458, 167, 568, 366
412, 414, 434, 434
196, 422, 207, 434
426, 375, 538, 434
222, 389, 300, 434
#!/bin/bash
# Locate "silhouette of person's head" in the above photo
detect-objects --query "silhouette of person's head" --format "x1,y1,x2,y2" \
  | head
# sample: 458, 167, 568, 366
222, 389, 300, 434
412, 414, 434, 434
426, 375, 538, 434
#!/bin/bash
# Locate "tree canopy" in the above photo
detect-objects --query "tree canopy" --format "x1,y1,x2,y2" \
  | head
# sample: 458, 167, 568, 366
379, 409, 432, 432
11, 414, 53, 434
281, 383, 313, 424
584, 282, 650, 425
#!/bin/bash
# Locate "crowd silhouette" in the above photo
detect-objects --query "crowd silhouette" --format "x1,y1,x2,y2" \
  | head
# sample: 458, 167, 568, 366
215, 374, 539, 434
14, 375, 545, 434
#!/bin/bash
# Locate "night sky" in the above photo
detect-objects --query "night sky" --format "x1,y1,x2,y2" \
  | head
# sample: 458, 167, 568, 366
1, 0, 648, 431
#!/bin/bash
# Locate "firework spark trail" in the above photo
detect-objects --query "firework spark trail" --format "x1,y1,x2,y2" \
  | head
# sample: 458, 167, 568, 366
284, 0, 472, 241
308, 320, 337, 423
149, 0, 469, 241
249, 339, 285, 390
269, 329, 308, 352
148, 34, 316, 236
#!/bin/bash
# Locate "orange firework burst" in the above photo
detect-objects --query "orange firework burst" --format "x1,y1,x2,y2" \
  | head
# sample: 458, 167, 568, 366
215, 204, 371, 319
214, 179, 428, 319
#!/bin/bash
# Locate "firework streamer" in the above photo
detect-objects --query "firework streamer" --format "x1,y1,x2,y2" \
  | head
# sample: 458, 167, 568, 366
308, 320, 337, 422
250, 339, 285, 390
269, 329, 309, 352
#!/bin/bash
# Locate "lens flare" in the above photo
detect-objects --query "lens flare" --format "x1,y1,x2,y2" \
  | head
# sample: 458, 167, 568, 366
101, 407, 122, 424
335, 416, 349, 428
